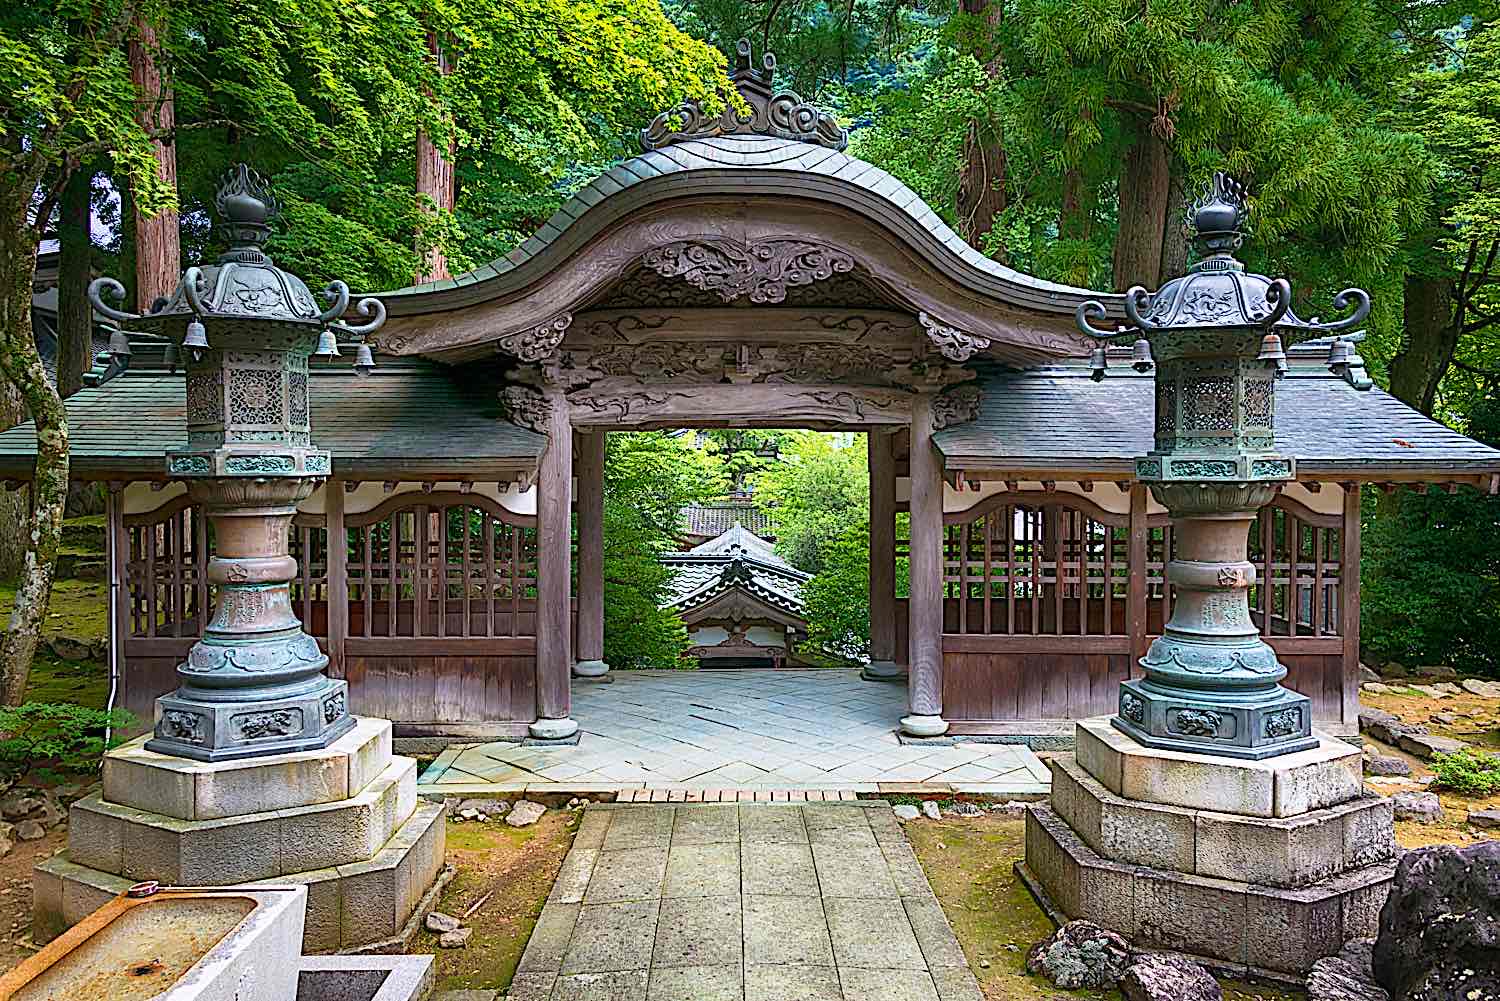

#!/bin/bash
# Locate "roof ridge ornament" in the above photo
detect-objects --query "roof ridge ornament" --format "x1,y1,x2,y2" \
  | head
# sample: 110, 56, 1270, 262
641, 38, 848, 152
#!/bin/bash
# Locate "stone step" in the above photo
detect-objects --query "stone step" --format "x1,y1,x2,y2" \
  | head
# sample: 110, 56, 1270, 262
69, 756, 418, 884
616, 788, 861, 802
34, 800, 447, 955
1075, 716, 1363, 819
1020, 803, 1394, 980
102, 715, 392, 821
1049, 757, 1395, 888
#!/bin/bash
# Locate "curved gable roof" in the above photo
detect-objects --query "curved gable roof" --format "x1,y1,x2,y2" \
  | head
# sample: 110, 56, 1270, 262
380, 135, 1113, 322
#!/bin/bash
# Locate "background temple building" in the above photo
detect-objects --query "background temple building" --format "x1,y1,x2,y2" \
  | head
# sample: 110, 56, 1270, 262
0, 43, 1497, 744
661, 524, 811, 669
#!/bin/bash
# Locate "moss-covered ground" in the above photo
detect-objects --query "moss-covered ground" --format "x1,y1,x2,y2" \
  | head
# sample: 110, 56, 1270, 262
412, 810, 577, 994
904, 812, 1303, 1001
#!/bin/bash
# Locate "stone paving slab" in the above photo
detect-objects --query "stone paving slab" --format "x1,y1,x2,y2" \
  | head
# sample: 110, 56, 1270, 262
509, 802, 984, 1000
418, 670, 1050, 796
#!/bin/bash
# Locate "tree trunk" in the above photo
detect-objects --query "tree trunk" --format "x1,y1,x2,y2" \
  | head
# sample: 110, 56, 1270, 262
0, 182, 69, 706
414, 30, 455, 284
1112, 117, 1171, 291
1158, 165, 1189, 281
57, 168, 93, 399
129, 18, 179, 311
955, 0, 1008, 253
1389, 274, 1457, 415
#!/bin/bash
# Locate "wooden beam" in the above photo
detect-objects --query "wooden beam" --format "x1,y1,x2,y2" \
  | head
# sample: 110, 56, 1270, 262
535, 394, 574, 727
868, 430, 898, 672
574, 430, 606, 672
1127, 483, 1149, 673
326, 481, 349, 685
906, 395, 945, 725
1340, 484, 1362, 728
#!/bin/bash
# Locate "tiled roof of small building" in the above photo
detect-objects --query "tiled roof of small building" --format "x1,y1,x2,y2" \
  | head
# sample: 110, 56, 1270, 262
935, 362, 1500, 477
661, 526, 810, 618
680, 502, 777, 540
0, 356, 544, 479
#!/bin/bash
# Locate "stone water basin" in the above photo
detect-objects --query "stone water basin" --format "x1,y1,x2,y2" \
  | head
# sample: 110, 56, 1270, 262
0, 884, 305, 1001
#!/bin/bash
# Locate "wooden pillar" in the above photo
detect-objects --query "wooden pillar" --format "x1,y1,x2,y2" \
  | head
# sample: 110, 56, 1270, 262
574, 430, 609, 678
864, 430, 901, 681
326, 481, 348, 684
1339, 483, 1362, 729
532, 395, 578, 738
902, 395, 947, 735
1127, 483, 1149, 674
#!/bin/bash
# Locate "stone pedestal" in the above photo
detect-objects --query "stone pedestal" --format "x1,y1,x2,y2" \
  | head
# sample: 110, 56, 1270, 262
1019, 717, 1397, 981
33, 717, 446, 954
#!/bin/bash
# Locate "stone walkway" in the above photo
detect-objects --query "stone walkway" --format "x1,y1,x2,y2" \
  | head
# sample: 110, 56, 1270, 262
420, 670, 1050, 796
504, 802, 983, 1001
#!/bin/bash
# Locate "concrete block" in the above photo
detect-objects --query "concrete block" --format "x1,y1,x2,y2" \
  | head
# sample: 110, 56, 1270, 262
66, 756, 418, 886
1133, 867, 1249, 963
1023, 806, 1081, 918
1050, 759, 1195, 873
1342, 794, 1397, 869
29, 861, 66, 945
1194, 808, 1342, 888
34, 796, 446, 955
1244, 881, 1343, 974
102, 716, 393, 821
1075, 718, 1362, 819
296, 954, 435, 1001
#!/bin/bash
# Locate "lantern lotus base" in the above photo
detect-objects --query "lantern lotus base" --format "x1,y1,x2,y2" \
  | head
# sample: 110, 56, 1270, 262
146, 677, 356, 762
1110, 677, 1316, 761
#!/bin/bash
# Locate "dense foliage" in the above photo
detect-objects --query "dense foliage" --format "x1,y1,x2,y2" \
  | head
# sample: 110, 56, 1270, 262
752, 432, 868, 575
1430, 747, 1500, 796
0, 702, 135, 782
601, 431, 724, 668
802, 521, 873, 663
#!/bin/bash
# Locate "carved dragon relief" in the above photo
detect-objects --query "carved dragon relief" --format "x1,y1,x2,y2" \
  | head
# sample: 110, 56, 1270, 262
932, 384, 983, 429
918, 311, 991, 362
640, 239, 855, 305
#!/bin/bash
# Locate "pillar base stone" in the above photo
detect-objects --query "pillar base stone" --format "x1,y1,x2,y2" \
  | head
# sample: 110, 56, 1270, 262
572, 660, 610, 679
33, 716, 445, 954
861, 661, 904, 682
900, 713, 949, 737
1022, 717, 1396, 981
529, 716, 580, 740
147, 676, 356, 763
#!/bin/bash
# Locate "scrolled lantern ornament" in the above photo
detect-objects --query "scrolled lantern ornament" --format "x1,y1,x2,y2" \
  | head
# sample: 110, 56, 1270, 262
1074, 172, 1371, 759
85, 164, 386, 761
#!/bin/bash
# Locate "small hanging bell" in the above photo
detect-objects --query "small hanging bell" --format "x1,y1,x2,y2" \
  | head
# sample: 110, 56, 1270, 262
1257, 332, 1287, 378
183, 318, 209, 361
353, 342, 375, 376
1130, 338, 1155, 373
107, 327, 132, 361
162, 340, 180, 372
313, 328, 341, 358
1089, 346, 1108, 383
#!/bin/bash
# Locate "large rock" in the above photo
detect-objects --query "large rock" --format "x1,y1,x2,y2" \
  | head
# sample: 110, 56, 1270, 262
1372, 841, 1500, 1001
1468, 808, 1500, 830
505, 800, 545, 828
1361, 665, 1383, 685
1413, 664, 1458, 679
1366, 755, 1412, 777
1119, 953, 1223, 1001
1397, 733, 1467, 760
1360, 709, 1426, 748
1025, 920, 1130, 989
1308, 940, 1388, 1001
1389, 791, 1443, 823
1461, 678, 1500, 699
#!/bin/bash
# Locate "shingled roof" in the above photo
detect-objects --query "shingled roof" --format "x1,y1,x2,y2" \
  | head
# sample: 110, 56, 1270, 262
680, 501, 777, 541
0, 356, 544, 479
935, 362, 1500, 478
661, 525, 810, 620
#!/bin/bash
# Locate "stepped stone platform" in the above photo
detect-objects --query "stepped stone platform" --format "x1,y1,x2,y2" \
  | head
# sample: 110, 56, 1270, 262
1019, 718, 1397, 982
33, 717, 446, 954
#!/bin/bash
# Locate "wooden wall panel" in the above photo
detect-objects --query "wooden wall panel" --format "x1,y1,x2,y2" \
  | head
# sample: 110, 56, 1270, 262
940, 649, 1131, 721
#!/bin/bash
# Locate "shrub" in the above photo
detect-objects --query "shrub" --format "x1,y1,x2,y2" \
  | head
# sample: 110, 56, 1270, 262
803, 521, 872, 663
0, 702, 136, 783
1430, 747, 1500, 797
